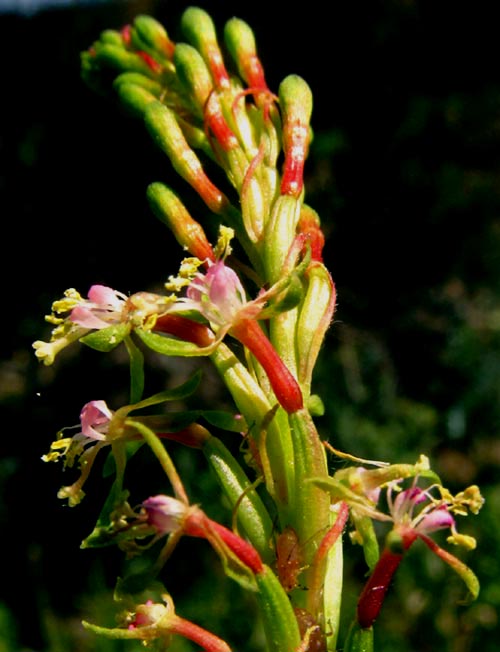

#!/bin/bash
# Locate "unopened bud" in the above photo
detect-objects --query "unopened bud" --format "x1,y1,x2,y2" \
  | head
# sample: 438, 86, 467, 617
131, 15, 175, 61
174, 43, 214, 117
114, 82, 158, 117
147, 182, 215, 262
279, 75, 313, 198
181, 7, 230, 89
145, 101, 228, 213
92, 42, 160, 78
224, 18, 267, 90
100, 29, 124, 47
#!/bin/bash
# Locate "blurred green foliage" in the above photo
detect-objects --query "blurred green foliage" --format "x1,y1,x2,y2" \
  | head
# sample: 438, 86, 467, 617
1, 1, 499, 650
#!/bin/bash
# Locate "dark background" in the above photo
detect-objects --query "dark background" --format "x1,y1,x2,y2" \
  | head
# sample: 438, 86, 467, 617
1, 1, 500, 650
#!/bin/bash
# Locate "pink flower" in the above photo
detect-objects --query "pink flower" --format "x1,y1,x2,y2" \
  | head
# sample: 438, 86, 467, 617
70, 284, 128, 329
80, 400, 114, 440
387, 484, 456, 537
182, 261, 263, 329
141, 495, 189, 535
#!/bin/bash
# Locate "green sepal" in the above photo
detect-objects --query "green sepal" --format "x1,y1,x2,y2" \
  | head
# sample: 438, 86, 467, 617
80, 322, 131, 352
134, 328, 213, 357
124, 335, 145, 404
343, 620, 374, 652
352, 513, 380, 571
254, 565, 302, 652
202, 435, 274, 562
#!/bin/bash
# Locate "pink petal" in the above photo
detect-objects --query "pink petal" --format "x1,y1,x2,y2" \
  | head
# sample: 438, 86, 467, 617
80, 400, 113, 440
87, 284, 124, 308
142, 495, 188, 535
70, 305, 111, 329
417, 507, 455, 535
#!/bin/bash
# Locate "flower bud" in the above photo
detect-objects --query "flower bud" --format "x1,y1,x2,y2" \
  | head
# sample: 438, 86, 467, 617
131, 15, 175, 61
173, 43, 214, 115
279, 75, 313, 198
145, 101, 228, 214
147, 182, 215, 262
223, 18, 267, 90
181, 7, 230, 89
91, 42, 160, 79
115, 83, 158, 118
99, 29, 124, 47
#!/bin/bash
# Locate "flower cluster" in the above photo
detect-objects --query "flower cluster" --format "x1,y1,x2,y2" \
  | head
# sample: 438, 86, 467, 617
34, 7, 484, 652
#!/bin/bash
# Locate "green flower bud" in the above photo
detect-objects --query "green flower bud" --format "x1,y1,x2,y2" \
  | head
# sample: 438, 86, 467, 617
224, 18, 267, 90
181, 6, 230, 89
99, 29, 124, 47
173, 43, 214, 115
131, 15, 175, 60
279, 75, 313, 198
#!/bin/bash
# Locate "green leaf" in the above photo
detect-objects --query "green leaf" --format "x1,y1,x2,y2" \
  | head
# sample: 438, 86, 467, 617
80, 323, 130, 352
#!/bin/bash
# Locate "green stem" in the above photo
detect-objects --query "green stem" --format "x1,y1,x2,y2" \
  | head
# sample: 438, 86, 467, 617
127, 419, 188, 504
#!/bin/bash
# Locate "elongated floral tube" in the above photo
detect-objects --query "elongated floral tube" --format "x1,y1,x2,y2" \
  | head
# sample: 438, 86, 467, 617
224, 18, 268, 91
173, 43, 214, 117
279, 75, 313, 198
90, 42, 160, 79
181, 7, 230, 89
230, 317, 303, 414
182, 510, 264, 575
145, 101, 229, 214
115, 82, 158, 118
356, 529, 417, 629
153, 314, 215, 347
130, 15, 175, 61
147, 182, 215, 262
